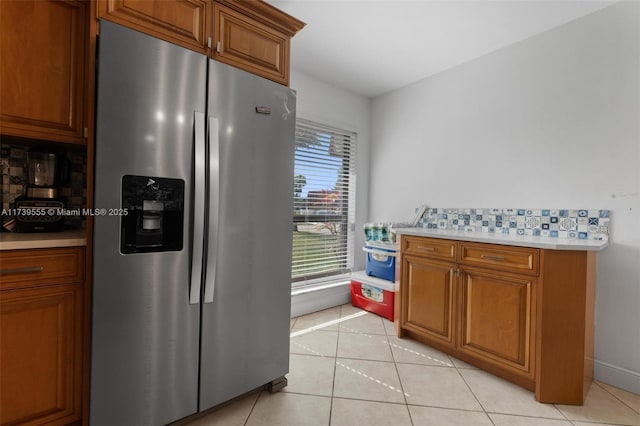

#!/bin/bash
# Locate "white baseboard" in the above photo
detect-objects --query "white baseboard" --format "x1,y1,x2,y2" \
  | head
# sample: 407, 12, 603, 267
291, 281, 350, 318
594, 359, 640, 395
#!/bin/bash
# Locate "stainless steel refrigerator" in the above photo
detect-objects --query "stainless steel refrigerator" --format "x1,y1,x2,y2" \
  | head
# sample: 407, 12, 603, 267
91, 21, 295, 425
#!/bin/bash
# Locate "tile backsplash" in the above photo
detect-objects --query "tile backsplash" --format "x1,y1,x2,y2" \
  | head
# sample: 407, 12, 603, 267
419, 208, 610, 241
1, 144, 87, 229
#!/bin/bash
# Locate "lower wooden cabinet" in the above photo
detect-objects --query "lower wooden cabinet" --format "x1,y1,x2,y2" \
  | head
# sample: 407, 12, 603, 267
458, 267, 536, 381
402, 255, 456, 348
398, 236, 596, 404
0, 248, 85, 426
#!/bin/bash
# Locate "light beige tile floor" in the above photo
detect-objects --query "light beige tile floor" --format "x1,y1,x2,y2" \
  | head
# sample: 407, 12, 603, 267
188, 304, 640, 426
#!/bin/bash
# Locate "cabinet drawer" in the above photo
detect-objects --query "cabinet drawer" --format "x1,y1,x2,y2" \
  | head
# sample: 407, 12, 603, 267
0, 248, 84, 290
403, 236, 456, 261
459, 243, 539, 275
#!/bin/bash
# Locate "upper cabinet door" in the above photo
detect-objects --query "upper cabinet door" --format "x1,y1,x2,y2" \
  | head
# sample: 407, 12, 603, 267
213, 1, 305, 86
97, 0, 212, 55
0, 0, 87, 144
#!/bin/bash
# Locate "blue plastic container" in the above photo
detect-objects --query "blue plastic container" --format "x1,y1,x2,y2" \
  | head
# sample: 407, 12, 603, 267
364, 242, 397, 282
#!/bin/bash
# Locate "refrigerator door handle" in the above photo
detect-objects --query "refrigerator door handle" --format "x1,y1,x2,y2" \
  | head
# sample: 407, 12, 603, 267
204, 116, 220, 304
190, 111, 206, 304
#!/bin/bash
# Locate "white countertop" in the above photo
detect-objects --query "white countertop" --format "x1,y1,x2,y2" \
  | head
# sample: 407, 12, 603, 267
393, 228, 609, 251
0, 230, 86, 251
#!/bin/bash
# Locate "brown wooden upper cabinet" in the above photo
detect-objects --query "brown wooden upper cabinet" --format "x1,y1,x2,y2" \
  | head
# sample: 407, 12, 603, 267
0, 0, 87, 144
213, 1, 304, 86
97, 0, 212, 55
97, 0, 305, 86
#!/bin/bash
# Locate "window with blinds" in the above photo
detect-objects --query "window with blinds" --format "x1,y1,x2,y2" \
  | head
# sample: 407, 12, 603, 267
292, 119, 357, 285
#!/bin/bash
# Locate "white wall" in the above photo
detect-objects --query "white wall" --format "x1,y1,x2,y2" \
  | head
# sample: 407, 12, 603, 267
289, 70, 372, 315
370, 1, 640, 393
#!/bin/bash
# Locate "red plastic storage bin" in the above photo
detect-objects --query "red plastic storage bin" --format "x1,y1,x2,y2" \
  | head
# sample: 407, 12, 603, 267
350, 271, 396, 321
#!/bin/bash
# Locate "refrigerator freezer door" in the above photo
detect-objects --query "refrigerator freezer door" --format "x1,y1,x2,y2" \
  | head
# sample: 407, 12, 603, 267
91, 22, 207, 425
200, 61, 296, 409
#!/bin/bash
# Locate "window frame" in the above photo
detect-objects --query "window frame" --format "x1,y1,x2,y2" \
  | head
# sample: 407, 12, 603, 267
291, 118, 357, 287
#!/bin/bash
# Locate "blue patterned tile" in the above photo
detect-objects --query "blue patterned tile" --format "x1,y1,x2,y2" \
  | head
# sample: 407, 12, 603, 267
418, 206, 609, 241
525, 216, 541, 229
578, 232, 588, 240
559, 217, 577, 231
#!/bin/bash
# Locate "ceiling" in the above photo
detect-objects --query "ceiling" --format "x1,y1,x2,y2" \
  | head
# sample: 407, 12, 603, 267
268, 0, 617, 98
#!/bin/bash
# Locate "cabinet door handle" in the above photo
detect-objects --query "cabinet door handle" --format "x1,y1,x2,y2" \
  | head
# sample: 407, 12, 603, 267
0, 266, 44, 275
417, 246, 435, 251
481, 255, 505, 261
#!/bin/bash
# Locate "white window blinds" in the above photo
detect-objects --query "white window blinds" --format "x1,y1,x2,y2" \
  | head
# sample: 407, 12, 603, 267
292, 119, 357, 284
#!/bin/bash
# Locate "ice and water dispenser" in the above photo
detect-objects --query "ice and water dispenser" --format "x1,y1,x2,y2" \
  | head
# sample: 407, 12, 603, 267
121, 175, 184, 254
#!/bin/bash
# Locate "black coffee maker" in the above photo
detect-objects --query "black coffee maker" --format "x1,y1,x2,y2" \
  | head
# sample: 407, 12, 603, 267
14, 147, 69, 232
